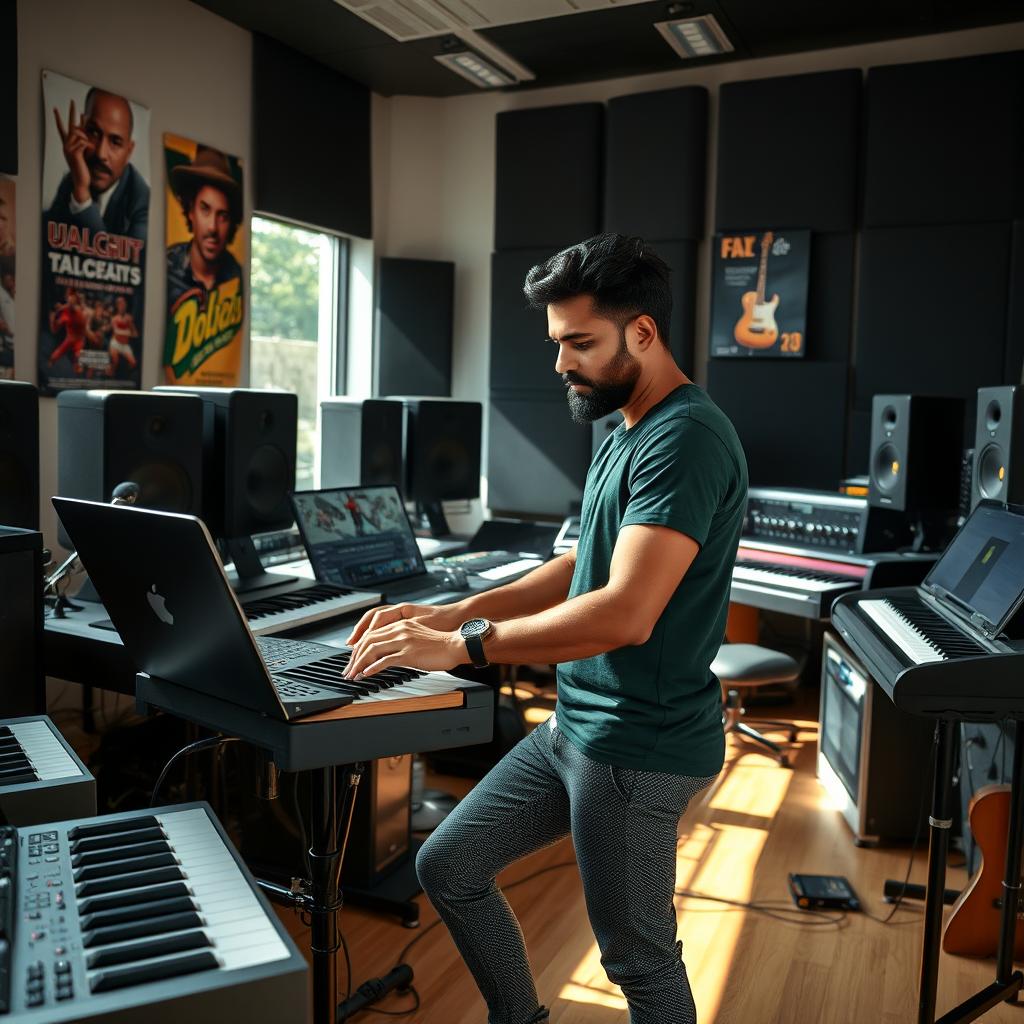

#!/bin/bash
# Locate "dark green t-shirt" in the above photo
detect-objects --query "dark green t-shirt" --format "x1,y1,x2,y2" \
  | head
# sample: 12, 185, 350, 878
556, 383, 748, 776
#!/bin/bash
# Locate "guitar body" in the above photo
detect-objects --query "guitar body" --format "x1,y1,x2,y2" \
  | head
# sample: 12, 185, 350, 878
734, 292, 779, 348
942, 785, 1024, 959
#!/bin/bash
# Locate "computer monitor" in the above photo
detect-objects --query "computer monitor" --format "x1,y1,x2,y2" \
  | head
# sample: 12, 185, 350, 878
393, 397, 482, 536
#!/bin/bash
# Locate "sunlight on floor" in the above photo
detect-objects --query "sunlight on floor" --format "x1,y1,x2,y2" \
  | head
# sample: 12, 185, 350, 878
709, 754, 797, 820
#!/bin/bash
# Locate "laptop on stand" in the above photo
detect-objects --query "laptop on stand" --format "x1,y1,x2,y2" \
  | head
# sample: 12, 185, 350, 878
52, 497, 466, 723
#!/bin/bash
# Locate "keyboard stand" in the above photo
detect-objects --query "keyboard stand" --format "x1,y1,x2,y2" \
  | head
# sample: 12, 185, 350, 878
136, 672, 494, 1024
917, 718, 1024, 1023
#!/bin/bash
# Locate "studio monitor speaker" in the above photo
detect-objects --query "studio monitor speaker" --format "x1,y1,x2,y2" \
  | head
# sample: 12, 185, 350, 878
398, 397, 482, 503
867, 394, 964, 515
320, 398, 404, 489
972, 385, 1024, 510
160, 387, 297, 538
57, 390, 203, 545
0, 380, 39, 530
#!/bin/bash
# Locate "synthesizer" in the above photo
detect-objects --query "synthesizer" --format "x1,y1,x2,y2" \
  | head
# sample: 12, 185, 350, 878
238, 580, 380, 635
4, 802, 307, 1021
0, 716, 95, 826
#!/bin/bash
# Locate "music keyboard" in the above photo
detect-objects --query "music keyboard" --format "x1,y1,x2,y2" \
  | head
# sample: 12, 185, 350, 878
832, 586, 1018, 718
0, 716, 96, 826
241, 581, 380, 635
730, 541, 936, 619
5, 803, 307, 1021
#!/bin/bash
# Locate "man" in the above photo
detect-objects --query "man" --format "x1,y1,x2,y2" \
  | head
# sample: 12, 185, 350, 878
48, 288, 89, 373
47, 89, 149, 239
107, 295, 138, 377
166, 146, 242, 312
345, 234, 749, 1024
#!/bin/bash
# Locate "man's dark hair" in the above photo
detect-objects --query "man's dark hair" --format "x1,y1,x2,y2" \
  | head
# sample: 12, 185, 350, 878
176, 180, 242, 246
84, 87, 135, 136
523, 233, 672, 347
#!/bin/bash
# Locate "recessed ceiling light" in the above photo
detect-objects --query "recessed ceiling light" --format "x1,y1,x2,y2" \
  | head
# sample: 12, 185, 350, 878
655, 13, 733, 59
435, 47, 516, 88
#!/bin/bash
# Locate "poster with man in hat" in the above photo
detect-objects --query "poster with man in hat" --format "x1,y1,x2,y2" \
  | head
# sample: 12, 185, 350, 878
163, 133, 245, 385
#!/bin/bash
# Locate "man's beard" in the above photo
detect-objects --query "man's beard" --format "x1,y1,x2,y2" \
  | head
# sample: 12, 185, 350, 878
562, 334, 640, 424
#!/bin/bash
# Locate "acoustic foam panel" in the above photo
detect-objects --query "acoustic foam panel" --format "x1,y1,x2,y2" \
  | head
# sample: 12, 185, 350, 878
863, 52, 1024, 228
715, 69, 861, 233
488, 395, 591, 518
494, 104, 603, 251
604, 87, 707, 241
375, 257, 453, 397
706, 361, 849, 490
854, 224, 1011, 432
1005, 220, 1024, 385
0, 0, 15, 174
490, 240, 698, 393
253, 34, 371, 238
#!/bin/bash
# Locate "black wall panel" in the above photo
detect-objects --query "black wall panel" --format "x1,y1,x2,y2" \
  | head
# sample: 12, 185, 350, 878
494, 104, 604, 251
490, 248, 562, 394
715, 70, 862, 232
1005, 221, 1024, 384
253, 34, 371, 238
854, 224, 1011, 433
604, 87, 707, 241
0, 0, 15, 174
488, 395, 590, 517
863, 52, 1024, 228
375, 257, 453, 397
707, 361, 849, 490
806, 233, 856, 364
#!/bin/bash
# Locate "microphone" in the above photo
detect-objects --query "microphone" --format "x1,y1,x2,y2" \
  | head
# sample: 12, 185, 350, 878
110, 481, 140, 505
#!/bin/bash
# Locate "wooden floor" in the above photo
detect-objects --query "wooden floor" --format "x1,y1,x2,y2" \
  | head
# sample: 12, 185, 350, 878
274, 688, 1022, 1024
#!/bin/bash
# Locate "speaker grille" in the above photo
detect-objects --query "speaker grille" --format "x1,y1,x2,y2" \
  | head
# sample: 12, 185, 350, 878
872, 442, 902, 496
977, 444, 1007, 501
246, 443, 291, 519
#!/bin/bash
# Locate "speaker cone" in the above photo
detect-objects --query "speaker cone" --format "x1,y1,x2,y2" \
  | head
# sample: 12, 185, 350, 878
246, 444, 289, 518
127, 460, 194, 512
364, 441, 400, 486
978, 444, 1007, 500
872, 442, 902, 494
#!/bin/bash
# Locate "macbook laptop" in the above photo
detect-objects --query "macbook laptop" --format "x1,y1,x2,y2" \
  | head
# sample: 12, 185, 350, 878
52, 497, 442, 722
290, 484, 472, 604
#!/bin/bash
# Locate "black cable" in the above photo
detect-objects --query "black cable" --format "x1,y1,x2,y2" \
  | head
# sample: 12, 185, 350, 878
674, 889, 847, 927
361, 986, 421, 1016
341, 929, 352, 1001
149, 735, 239, 807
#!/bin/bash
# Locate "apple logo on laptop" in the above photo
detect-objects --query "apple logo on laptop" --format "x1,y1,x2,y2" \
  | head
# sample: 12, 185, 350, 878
147, 584, 175, 625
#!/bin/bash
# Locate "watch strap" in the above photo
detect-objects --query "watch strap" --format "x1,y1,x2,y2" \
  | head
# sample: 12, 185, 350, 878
464, 631, 489, 668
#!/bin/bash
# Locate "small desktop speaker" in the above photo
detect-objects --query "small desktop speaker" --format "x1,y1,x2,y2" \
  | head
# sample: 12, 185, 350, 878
972, 385, 1024, 510
320, 398, 404, 489
57, 390, 204, 546
397, 397, 482, 503
0, 380, 39, 530
867, 394, 964, 514
160, 387, 297, 538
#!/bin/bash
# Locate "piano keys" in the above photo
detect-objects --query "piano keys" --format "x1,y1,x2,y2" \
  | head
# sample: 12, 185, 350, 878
239, 580, 380, 636
5, 802, 307, 1021
0, 715, 96, 826
731, 540, 937, 619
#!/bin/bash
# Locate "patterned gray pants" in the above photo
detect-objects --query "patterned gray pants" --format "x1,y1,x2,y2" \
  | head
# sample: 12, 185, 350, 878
416, 712, 717, 1024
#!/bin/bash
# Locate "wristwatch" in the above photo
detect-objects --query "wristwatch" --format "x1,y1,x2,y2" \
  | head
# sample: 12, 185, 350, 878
459, 618, 495, 668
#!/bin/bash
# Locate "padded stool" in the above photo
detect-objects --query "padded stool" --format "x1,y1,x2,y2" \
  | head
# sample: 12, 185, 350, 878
713, 643, 801, 768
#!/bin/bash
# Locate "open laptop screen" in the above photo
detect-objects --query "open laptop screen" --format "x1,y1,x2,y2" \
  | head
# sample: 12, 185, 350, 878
923, 502, 1024, 638
291, 485, 426, 588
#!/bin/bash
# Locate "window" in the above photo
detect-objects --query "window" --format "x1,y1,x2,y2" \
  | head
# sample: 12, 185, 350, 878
249, 216, 348, 490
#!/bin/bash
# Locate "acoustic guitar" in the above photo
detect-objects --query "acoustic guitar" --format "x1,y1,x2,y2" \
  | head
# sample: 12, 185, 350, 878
942, 784, 1024, 958
733, 231, 779, 349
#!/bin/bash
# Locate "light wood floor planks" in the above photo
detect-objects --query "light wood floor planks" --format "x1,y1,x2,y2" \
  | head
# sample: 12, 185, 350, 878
278, 699, 1024, 1023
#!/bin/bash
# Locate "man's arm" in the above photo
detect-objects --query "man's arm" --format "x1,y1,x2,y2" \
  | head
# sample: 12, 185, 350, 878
344, 524, 699, 678
345, 547, 578, 644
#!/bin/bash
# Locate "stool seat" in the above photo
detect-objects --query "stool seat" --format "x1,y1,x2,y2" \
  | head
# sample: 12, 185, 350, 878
712, 643, 800, 686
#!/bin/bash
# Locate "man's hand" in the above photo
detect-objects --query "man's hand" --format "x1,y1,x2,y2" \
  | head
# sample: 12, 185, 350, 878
345, 617, 464, 679
344, 602, 462, 646
53, 101, 92, 204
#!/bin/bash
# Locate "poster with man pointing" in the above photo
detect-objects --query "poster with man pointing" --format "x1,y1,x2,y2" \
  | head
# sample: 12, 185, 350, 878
39, 70, 150, 394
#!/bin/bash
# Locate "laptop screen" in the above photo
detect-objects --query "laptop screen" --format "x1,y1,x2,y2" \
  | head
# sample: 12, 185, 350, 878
923, 502, 1024, 636
290, 485, 426, 588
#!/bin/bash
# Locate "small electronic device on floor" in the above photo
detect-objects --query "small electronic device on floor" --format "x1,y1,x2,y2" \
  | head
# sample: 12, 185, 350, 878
787, 873, 861, 911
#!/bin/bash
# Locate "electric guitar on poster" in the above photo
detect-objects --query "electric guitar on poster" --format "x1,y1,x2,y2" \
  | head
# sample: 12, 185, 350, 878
942, 784, 1024, 959
734, 231, 780, 349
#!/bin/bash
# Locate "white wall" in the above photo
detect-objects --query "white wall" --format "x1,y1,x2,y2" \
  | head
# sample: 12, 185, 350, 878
14, 0, 253, 551
372, 20, 1024, 523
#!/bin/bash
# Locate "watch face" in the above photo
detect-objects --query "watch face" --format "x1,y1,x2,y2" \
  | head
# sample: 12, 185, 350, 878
461, 617, 490, 639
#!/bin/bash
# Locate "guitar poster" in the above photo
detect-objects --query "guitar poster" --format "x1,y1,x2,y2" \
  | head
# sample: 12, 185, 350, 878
710, 229, 810, 359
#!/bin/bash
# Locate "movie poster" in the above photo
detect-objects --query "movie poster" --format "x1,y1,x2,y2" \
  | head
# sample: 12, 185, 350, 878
710, 229, 810, 359
163, 133, 244, 386
0, 176, 15, 380
39, 70, 150, 394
